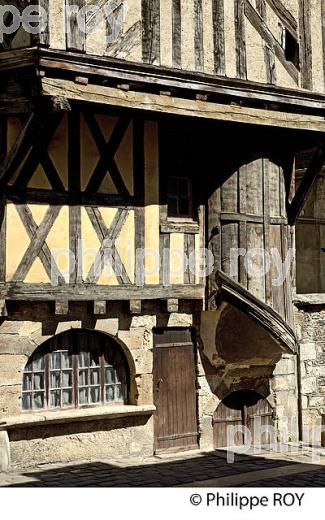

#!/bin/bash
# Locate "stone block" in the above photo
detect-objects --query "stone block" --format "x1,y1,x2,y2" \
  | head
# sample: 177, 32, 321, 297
0, 355, 26, 386
273, 356, 296, 376
309, 396, 325, 408
130, 315, 156, 329
271, 374, 296, 391
133, 350, 153, 375
95, 318, 119, 336
56, 321, 82, 334
135, 374, 153, 405
0, 431, 10, 472
301, 377, 317, 395
19, 322, 42, 337
0, 321, 22, 335
300, 342, 317, 361
168, 313, 193, 327
118, 329, 146, 351
0, 385, 21, 417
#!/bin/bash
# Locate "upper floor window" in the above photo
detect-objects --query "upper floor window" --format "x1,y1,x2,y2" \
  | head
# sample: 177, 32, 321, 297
22, 330, 129, 411
167, 176, 193, 218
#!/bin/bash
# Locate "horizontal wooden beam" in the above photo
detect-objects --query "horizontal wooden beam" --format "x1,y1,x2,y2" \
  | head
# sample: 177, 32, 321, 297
0, 284, 205, 302
41, 77, 325, 132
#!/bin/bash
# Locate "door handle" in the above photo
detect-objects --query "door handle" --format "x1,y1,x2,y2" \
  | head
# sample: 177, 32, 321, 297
156, 378, 164, 391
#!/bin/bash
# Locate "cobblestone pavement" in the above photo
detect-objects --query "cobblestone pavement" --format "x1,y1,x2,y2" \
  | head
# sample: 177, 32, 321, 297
1, 449, 325, 487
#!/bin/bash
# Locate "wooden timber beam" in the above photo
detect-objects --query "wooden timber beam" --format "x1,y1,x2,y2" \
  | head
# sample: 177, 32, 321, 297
0, 284, 205, 301
288, 146, 325, 225
41, 77, 325, 133
167, 299, 179, 313
55, 300, 69, 315
215, 271, 297, 353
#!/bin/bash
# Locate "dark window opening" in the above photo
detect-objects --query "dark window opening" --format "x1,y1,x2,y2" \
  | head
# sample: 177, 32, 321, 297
167, 176, 193, 218
284, 29, 300, 69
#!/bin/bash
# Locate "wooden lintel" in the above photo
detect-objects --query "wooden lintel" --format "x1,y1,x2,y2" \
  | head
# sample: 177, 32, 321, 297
288, 147, 325, 225
0, 300, 8, 317
167, 299, 179, 313
41, 77, 325, 132
94, 300, 107, 315
130, 299, 142, 314
55, 300, 69, 315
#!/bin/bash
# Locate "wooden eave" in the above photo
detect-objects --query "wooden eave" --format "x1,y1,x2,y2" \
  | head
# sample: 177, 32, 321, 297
2, 47, 325, 131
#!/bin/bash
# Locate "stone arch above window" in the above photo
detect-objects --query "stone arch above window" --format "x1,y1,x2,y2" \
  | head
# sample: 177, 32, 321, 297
22, 330, 130, 411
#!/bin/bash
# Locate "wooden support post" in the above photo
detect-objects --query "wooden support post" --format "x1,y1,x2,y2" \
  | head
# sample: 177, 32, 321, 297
55, 301, 69, 315
167, 299, 179, 313
0, 300, 8, 318
288, 147, 325, 225
130, 299, 142, 315
94, 300, 107, 315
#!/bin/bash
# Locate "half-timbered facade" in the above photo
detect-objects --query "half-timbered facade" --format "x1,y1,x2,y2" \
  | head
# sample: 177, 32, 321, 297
1, 0, 325, 470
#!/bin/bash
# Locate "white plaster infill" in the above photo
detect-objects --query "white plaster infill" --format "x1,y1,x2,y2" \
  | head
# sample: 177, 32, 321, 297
0, 404, 156, 431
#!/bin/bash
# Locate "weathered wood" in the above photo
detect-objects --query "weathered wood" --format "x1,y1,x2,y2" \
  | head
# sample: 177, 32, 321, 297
0, 113, 37, 187
142, 0, 160, 65
194, 0, 204, 72
160, 233, 170, 287
133, 118, 145, 287
299, 0, 313, 90
106, 21, 142, 58
35, 47, 325, 111
161, 222, 200, 234
215, 271, 297, 353
172, 0, 182, 68
0, 300, 8, 318
68, 111, 81, 192
167, 298, 179, 313
42, 78, 325, 132
0, 195, 6, 283
264, 46, 276, 85
94, 300, 107, 315
66, 0, 86, 53
0, 283, 205, 301
322, 0, 325, 91
288, 147, 325, 225
212, 0, 225, 76
14, 205, 64, 284
84, 113, 130, 195
69, 205, 82, 284
55, 300, 69, 315
85, 207, 131, 285
264, 0, 298, 37
41, 152, 65, 191
235, 0, 247, 79
0, 116, 7, 165
130, 299, 142, 314
38, 0, 50, 47
184, 234, 196, 285
244, 0, 299, 84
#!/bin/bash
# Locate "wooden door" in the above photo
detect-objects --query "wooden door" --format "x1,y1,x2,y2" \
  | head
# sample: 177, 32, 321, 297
246, 398, 275, 445
153, 329, 198, 453
213, 391, 274, 449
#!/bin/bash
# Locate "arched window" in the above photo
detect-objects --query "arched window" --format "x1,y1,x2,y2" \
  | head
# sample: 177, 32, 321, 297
22, 330, 129, 411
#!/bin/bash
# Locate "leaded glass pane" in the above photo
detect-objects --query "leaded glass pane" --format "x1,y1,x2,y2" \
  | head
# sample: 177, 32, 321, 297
105, 385, 115, 402
33, 373, 44, 390
105, 367, 115, 384
61, 351, 72, 369
62, 389, 73, 406
50, 371, 61, 389
90, 369, 100, 386
115, 384, 123, 401
22, 393, 32, 410
62, 371, 72, 387
90, 352, 100, 367
34, 392, 44, 409
50, 390, 61, 408
50, 352, 61, 370
23, 373, 32, 391
79, 370, 87, 386
90, 387, 100, 403
33, 356, 44, 371
79, 388, 88, 404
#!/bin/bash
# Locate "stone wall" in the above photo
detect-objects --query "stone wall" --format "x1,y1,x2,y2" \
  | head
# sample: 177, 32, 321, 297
295, 304, 325, 445
0, 300, 195, 469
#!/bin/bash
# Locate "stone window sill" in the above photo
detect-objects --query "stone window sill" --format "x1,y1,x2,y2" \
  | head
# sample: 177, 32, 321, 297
293, 294, 325, 306
0, 404, 156, 431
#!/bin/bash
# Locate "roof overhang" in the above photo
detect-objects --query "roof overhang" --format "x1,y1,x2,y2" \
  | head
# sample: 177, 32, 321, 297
2, 47, 325, 133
